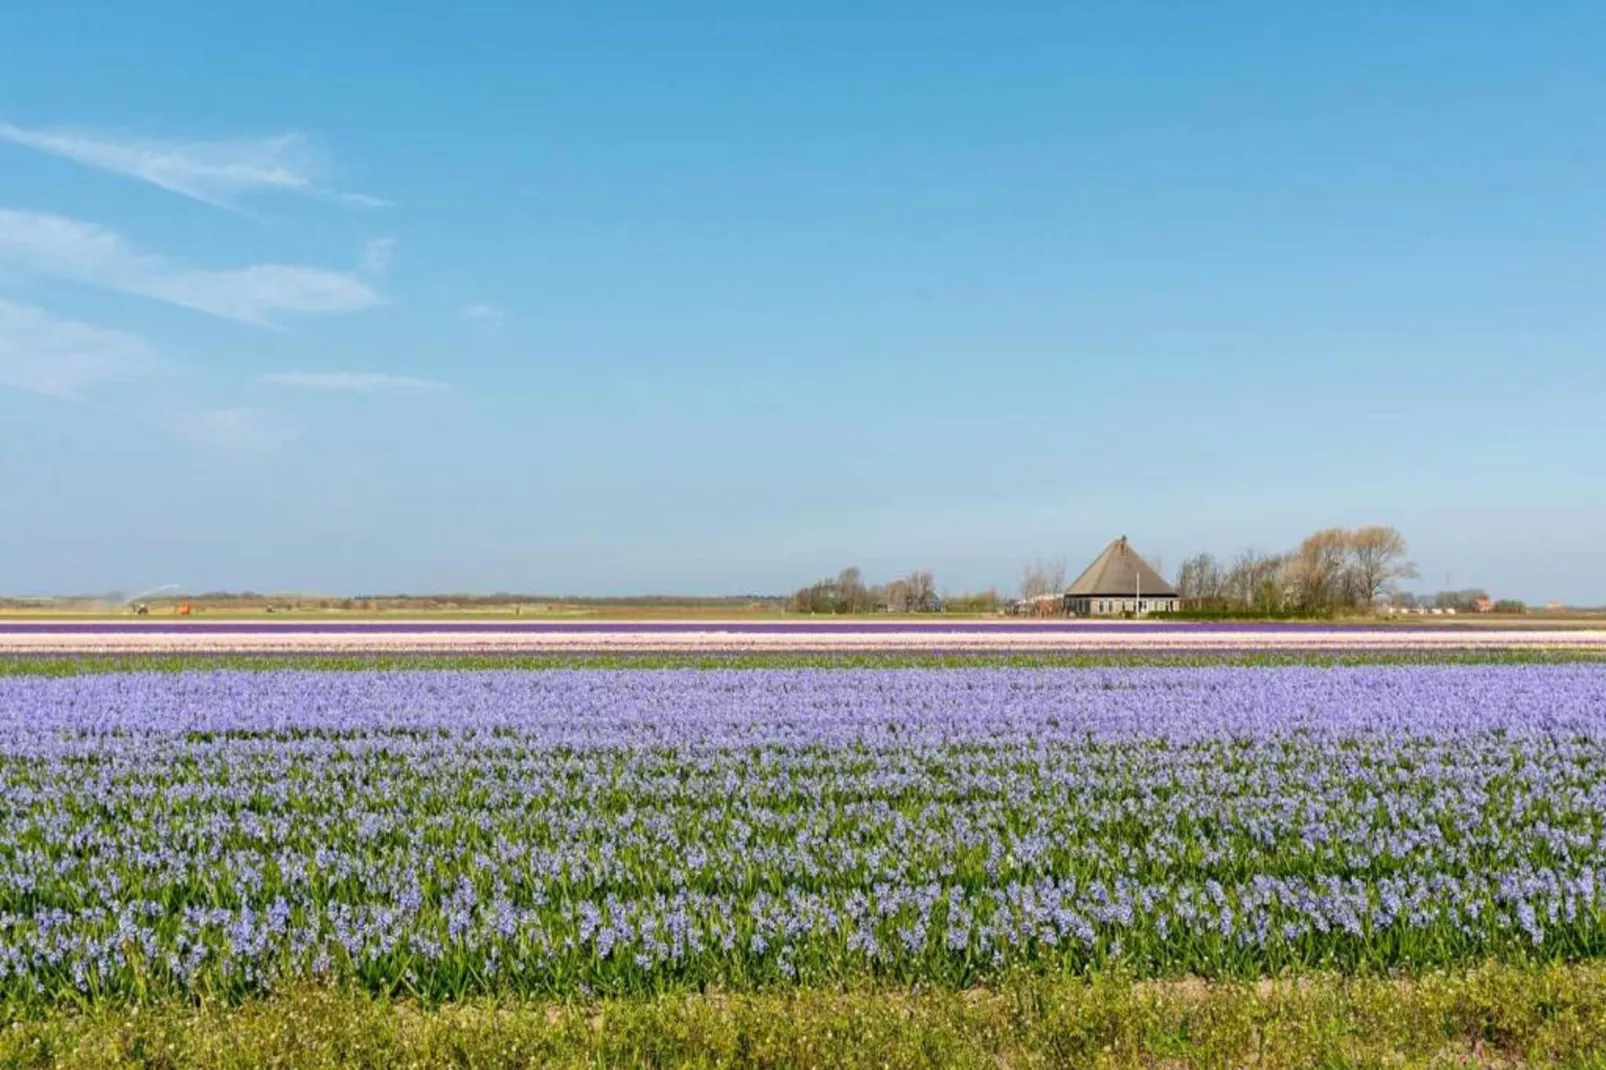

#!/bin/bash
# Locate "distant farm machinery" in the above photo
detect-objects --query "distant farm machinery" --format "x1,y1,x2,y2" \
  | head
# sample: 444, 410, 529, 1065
121, 585, 185, 616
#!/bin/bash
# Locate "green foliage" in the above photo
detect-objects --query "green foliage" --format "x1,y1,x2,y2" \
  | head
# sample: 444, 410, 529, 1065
941, 590, 1002, 614
6, 964, 1606, 1068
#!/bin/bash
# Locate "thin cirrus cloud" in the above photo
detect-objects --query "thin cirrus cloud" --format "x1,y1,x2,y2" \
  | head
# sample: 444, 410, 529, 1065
0, 123, 387, 211
0, 209, 382, 327
0, 300, 297, 455
150, 405, 304, 454
462, 302, 505, 328
361, 237, 396, 275
0, 298, 164, 403
255, 371, 451, 393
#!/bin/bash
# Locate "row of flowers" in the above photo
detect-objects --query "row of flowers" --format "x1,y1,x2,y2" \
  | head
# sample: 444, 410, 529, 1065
0, 665, 1603, 1002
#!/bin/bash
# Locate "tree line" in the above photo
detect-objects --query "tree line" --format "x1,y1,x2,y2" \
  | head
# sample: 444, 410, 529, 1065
1392, 589, 1526, 614
790, 568, 938, 614
1175, 526, 1419, 614
789, 568, 1003, 614
789, 527, 1525, 618
1018, 559, 1068, 600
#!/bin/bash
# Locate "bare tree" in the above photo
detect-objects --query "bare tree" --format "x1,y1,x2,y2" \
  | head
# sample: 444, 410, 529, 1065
795, 566, 935, 614
903, 571, 936, 611
1221, 553, 1249, 605
1180, 525, 1419, 616
836, 567, 874, 613
1289, 528, 1351, 610
1019, 557, 1067, 600
1346, 526, 1418, 608
1222, 548, 1286, 609
1176, 553, 1225, 605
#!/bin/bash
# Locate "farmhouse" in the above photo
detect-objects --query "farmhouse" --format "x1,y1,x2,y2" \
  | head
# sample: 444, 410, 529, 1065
1065, 536, 1178, 617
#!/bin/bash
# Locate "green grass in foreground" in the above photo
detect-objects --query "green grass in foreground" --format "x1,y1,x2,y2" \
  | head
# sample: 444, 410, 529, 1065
7, 964, 1606, 1069
3, 648, 1604, 676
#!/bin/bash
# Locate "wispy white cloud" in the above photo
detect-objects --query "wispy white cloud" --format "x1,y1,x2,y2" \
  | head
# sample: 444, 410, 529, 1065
255, 371, 450, 393
0, 124, 387, 211
462, 302, 504, 329
153, 406, 303, 454
0, 299, 163, 402
0, 300, 308, 456
361, 236, 396, 275
0, 209, 382, 327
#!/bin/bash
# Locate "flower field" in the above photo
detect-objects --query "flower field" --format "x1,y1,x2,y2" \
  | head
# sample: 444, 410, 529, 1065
4, 618, 1606, 656
2, 665, 1605, 1007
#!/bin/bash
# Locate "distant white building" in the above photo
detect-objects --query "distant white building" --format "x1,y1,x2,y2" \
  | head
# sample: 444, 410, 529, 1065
1065, 536, 1179, 617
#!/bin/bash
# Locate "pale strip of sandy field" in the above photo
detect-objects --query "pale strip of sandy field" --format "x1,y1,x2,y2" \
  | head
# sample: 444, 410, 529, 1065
3, 628, 1604, 654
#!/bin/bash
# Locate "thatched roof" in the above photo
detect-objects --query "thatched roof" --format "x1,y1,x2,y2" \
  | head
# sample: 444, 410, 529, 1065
1066, 536, 1177, 598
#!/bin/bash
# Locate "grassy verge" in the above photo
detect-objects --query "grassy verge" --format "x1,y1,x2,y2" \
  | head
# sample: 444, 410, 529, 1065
6, 964, 1606, 1069
3, 649, 1604, 676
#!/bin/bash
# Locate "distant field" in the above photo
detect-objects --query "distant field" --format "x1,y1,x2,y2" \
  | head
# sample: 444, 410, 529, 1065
2, 617, 1604, 657
3, 603, 1602, 628
7, 647, 1606, 677
0, 604, 795, 621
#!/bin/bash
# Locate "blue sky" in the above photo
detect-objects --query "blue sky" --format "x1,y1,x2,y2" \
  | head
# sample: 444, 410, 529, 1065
2, 2, 1603, 602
